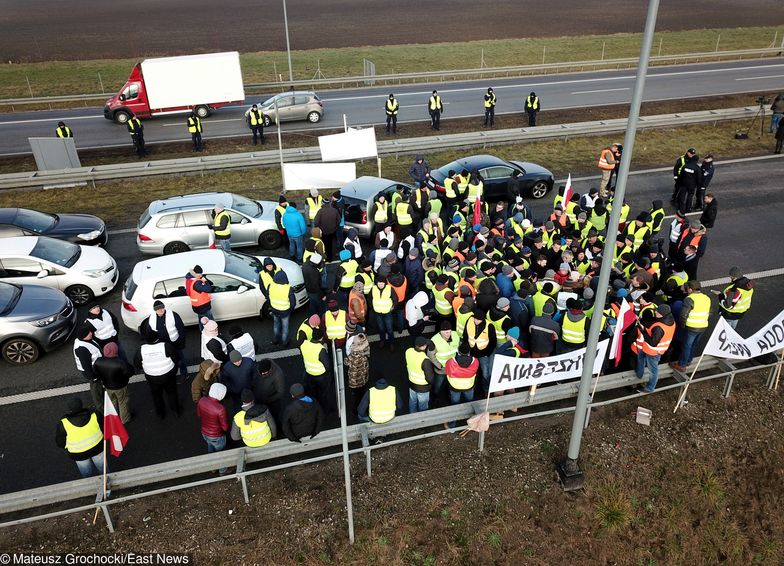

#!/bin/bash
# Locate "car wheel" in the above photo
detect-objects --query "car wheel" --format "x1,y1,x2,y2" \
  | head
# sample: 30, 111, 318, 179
2, 338, 40, 365
114, 111, 131, 125
163, 241, 190, 255
195, 105, 210, 118
307, 111, 321, 123
65, 285, 94, 306
259, 231, 282, 250
529, 181, 549, 200
263, 115, 272, 127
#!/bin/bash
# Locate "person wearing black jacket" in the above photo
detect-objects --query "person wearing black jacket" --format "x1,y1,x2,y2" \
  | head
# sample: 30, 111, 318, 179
73, 325, 104, 411
699, 193, 718, 229
139, 300, 187, 378
56, 397, 104, 478
253, 359, 286, 422
695, 154, 715, 210
93, 341, 134, 423
221, 350, 257, 415
302, 252, 325, 317
135, 331, 181, 419
674, 150, 702, 213
280, 383, 324, 443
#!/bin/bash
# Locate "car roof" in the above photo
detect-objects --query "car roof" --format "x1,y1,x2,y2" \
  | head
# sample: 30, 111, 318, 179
443, 154, 510, 170
340, 176, 407, 200
131, 250, 227, 284
147, 192, 234, 215
0, 208, 20, 222
0, 236, 39, 255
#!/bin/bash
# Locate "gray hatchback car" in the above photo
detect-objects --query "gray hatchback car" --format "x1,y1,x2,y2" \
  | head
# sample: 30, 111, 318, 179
0, 281, 77, 365
258, 91, 323, 126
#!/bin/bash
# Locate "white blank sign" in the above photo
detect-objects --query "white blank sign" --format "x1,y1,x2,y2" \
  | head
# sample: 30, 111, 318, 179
318, 127, 378, 162
282, 163, 357, 191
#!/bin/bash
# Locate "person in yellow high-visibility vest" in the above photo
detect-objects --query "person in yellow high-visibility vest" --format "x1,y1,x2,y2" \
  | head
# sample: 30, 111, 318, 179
268, 271, 295, 347
244, 103, 265, 145
713, 266, 754, 330
55, 121, 73, 139
483, 87, 497, 127
323, 299, 348, 349
306, 188, 324, 227
211, 205, 231, 251
673, 281, 711, 371
56, 397, 105, 478
385, 93, 399, 134
231, 392, 276, 447
406, 337, 435, 413
524, 91, 540, 126
187, 112, 203, 151
357, 378, 404, 423
428, 90, 443, 130
300, 328, 335, 412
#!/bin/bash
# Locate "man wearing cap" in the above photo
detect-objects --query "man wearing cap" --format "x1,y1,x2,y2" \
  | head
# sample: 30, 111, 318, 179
712, 267, 754, 330
73, 325, 104, 411
673, 281, 711, 371
281, 383, 325, 442
210, 205, 231, 251
406, 336, 436, 413
93, 342, 134, 424
371, 277, 398, 351
323, 299, 348, 349
56, 397, 104, 478
245, 103, 265, 145
358, 378, 404, 424
222, 349, 257, 415
55, 121, 73, 138
674, 148, 702, 213
634, 304, 676, 393
141, 301, 187, 379
185, 265, 214, 330
136, 329, 181, 419
231, 390, 276, 448
196, 383, 230, 471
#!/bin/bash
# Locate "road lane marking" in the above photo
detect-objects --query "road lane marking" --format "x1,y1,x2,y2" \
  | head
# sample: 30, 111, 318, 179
571, 88, 630, 95
162, 118, 243, 127
0, 114, 103, 126
735, 75, 784, 81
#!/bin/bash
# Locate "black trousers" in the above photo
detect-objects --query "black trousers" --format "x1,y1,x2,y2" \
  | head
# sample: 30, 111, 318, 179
527, 110, 537, 126
146, 370, 181, 418
385, 114, 397, 132
677, 186, 696, 213
484, 107, 495, 125
775, 138, 783, 154
306, 371, 335, 414
251, 125, 264, 144
430, 110, 441, 130
191, 132, 203, 151
322, 232, 336, 261
132, 134, 146, 157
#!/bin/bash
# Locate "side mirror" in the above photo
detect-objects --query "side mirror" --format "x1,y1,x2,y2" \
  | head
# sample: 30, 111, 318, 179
119, 94, 126, 102
236, 285, 249, 294
36, 270, 49, 279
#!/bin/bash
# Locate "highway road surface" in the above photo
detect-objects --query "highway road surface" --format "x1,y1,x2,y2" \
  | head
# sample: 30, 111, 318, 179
0, 156, 782, 493
0, 59, 782, 157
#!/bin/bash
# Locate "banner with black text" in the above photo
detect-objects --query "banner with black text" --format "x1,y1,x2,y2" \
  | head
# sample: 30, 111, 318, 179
703, 309, 784, 360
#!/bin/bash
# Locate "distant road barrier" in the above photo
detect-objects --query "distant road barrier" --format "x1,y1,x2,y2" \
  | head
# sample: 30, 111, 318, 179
0, 106, 757, 191
0, 48, 781, 109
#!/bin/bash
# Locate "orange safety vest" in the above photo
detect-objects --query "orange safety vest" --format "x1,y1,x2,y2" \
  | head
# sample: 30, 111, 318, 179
390, 279, 407, 303
633, 321, 676, 356
456, 279, 477, 299
598, 148, 615, 170
185, 277, 211, 308
678, 230, 702, 250
348, 289, 367, 323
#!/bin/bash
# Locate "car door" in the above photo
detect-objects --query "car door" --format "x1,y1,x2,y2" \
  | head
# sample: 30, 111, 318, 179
226, 210, 256, 247
293, 95, 311, 120
176, 210, 211, 249
479, 165, 514, 201
207, 273, 257, 321
275, 95, 296, 122
0, 257, 56, 290
151, 276, 195, 325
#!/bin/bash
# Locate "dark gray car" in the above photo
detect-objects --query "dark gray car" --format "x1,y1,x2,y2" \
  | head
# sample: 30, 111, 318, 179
0, 281, 77, 365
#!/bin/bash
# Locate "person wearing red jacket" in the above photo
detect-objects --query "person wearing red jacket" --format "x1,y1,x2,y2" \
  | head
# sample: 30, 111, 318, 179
444, 344, 480, 428
196, 382, 230, 474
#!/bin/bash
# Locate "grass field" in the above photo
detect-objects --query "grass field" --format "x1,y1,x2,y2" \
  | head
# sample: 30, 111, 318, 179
1, 26, 781, 99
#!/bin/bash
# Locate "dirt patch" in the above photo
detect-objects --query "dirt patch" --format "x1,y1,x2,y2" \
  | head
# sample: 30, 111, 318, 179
1, 0, 783, 62
2, 372, 782, 563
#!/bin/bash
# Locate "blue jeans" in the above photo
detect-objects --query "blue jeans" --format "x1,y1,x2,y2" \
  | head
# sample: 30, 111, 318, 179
636, 351, 661, 392
289, 235, 304, 262
771, 113, 783, 133
197, 308, 214, 331
203, 433, 227, 473
431, 372, 445, 404
408, 389, 430, 413
479, 355, 494, 392
75, 452, 105, 478
217, 238, 231, 251
376, 312, 394, 344
448, 388, 475, 428
393, 308, 404, 332
272, 312, 290, 344
679, 328, 704, 368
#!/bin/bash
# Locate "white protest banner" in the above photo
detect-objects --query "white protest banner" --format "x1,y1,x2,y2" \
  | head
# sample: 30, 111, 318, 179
319, 127, 378, 162
282, 163, 357, 192
703, 308, 784, 360
488, 339, 609, 394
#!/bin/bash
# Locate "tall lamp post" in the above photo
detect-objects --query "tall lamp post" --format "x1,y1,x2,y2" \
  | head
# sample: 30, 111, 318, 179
557, 0, 661, 491
282, 0, 294, 83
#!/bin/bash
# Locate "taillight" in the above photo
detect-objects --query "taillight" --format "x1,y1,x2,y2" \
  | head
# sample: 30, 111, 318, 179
361, 211, 367, 224
122, 300, 137, 312
434, 184, 445, 193
138, 234, 152, 242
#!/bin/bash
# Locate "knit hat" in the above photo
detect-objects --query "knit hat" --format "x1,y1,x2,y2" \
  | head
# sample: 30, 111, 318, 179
559, 263, 570, 272
480, 226, 490, 236
103, 342, 119, 358
339, 249, 351, 261
67, 397, 83, 413
440, 320, 453, 331
729, 266, 743, 278
290, 383, 305, 398
203, 319, 218, 337
209, 383, 227, 401
258, 359, 272, 373
502, 264, 514, 276
153, 300, 165, 310
689, 219, 702, 230
278, 195, 288, 204
192, 265, 203, 274
656, 304, 672, 316
310, 188, 319, 197
616, 288, 629, 299
582, 288, 595, 301
229, 350, 243, 363
566, 297, 580, 310
408, 248, 420, 258
241, 389, 255, 404
542, 302, 556, 316
507, 327, 520, 340
415, 336, 429, 348
496, 297, 510, 309
327, 299, 339, 310
577, 212, 587, 221
308, 314, 320, 326
346, 320, 357, 334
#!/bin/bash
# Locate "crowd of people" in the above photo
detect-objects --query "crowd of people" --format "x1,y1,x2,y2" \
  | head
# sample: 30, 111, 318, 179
61, 146, 755, 478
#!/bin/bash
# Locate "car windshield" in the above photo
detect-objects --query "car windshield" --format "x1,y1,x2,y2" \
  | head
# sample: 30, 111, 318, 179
260, 95, 278, 108
223, 251, 262, 282
436, 160, 465, 177
0, 282, 22, 316
14, 209, 56, 232
30, 238, 81, 267
231, 194, 263, 218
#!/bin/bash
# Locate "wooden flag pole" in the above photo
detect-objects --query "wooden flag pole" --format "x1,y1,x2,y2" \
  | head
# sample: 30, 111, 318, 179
673, 352, 706, 413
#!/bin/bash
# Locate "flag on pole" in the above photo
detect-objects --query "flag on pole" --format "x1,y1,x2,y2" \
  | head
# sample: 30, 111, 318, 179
103, 392, 129, 457
207, 229, 217, 250
608, 298, 636, 367
554, 174, 573, 208
473, 196, 481, 227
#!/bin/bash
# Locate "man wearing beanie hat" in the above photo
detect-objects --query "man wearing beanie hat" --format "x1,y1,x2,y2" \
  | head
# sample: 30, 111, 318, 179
281, 383, 325, 442
333, 249, 359, 308
313, 195, 341, 261
56, 397, 105, 478
323, 299, 348, 348
301, 328, 335, 412
634, 303, 676, 393
673, 281, 711, 371
135, 328, 181, 419
253, 358, 286, 422
201, 318, 228, 364
306, 188, 323, 227
406, 336, 435, 413
231, 389, 276, 448
713, 266, 754, 330
139, 300, 187, 379
487, 297, 513, 347
560, 297, 588, 353
274, 195, 289, 235
73, 325, 104, 411
371, 277, 399, 350
196, 383, 230, 471
461, 310, 497, 392
221, 349, 257, 415
93, 341, 134, 424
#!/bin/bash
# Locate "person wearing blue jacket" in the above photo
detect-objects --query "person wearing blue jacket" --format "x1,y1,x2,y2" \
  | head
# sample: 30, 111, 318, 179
495, 264, 516, 299
282, 202, 307, 262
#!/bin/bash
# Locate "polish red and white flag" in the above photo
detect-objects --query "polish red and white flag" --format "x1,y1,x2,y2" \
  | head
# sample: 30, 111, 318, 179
103, 392, 129, 457
609, 298, 636, 367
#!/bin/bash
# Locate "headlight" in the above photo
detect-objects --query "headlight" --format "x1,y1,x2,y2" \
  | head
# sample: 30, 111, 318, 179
30, 315, 58, 327
77, 229, 103, 241
84, 268, 107, 278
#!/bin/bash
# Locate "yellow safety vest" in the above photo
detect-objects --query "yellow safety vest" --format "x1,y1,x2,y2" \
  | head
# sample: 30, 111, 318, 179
56, 126, 72, 138
374, 201, 389, 223
339, 259, 359, 289
359, 271, 374, 294
487, 312, 510, 341
455, 309, 473, 338
301, 340, 327, 376
446, 362, 476, 391
396, 202, 413, 225
467, 180, 483, 200
324, 310, 347, 340
484, 93, 496, 108
561, 315, 587, 344
127, 117, 142, 134
456, 173, 470, 192
297, 320, 314, 342
465, 318, 490, 350
406, 348, 428, 386
431, 333, 458, 367
386, 99, 399, 115
259, 268, 279, 292
306, 195, 323, 221
62, 413, 102, 454
626, 224, 649, 251
213, 210, 231, 237
591, 210, 608, 232
720, 285, 754, 315
531, 291, 554, 317
685, 292, 711, 329
526, 96, 539, 110
188, 116, 202, 133
368, 386, 396, 423
443, 178, 458, 199
249, 109, 263, 126
649, 208, 665, 233
429, 95, 442, 111
268, 282, 291, 311
233, 411, 272, 447
433, 286, 453, 316
372, 286, 394, 314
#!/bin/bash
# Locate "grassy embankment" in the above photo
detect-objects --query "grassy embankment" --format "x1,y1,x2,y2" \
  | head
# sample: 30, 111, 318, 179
0, 26, 781, 99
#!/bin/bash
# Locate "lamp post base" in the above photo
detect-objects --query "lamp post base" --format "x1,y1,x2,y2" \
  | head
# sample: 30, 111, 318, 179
556, 458, 585, 492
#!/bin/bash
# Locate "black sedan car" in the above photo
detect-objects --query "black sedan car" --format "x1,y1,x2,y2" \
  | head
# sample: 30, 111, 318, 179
427, 154, 554, 201
0, 208, 107, 246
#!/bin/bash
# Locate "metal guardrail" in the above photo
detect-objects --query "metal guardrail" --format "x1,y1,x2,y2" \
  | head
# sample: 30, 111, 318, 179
1, 48, 780, 107
0, 355, 780, 531
0, 106, 755, 191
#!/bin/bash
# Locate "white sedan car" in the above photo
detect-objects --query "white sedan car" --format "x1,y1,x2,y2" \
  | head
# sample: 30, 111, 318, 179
0, 236, 118, 305
121, 249, 307, 332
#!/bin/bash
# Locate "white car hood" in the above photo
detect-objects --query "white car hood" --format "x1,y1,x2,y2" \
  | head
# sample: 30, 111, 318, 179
70, 244, 115, 272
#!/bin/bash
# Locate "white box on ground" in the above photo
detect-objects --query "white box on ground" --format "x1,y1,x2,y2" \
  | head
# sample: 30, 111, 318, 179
318, 127, 378, 162
636, 407, 652, 426
282, 163, 357, 191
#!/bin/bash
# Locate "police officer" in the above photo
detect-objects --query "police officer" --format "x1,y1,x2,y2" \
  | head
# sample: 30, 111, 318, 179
483, 87, 497, 127
127, 114, 146, 158
55, 121, 73, 138
675, 149, 702, 214
245, 104, 265, 145
188, 111, 203, 151
524, 92, 540, 126
428, 90, 443, 130
56, 397, 104, 478
385, 93, 399, 134
672, 147, 697, 205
